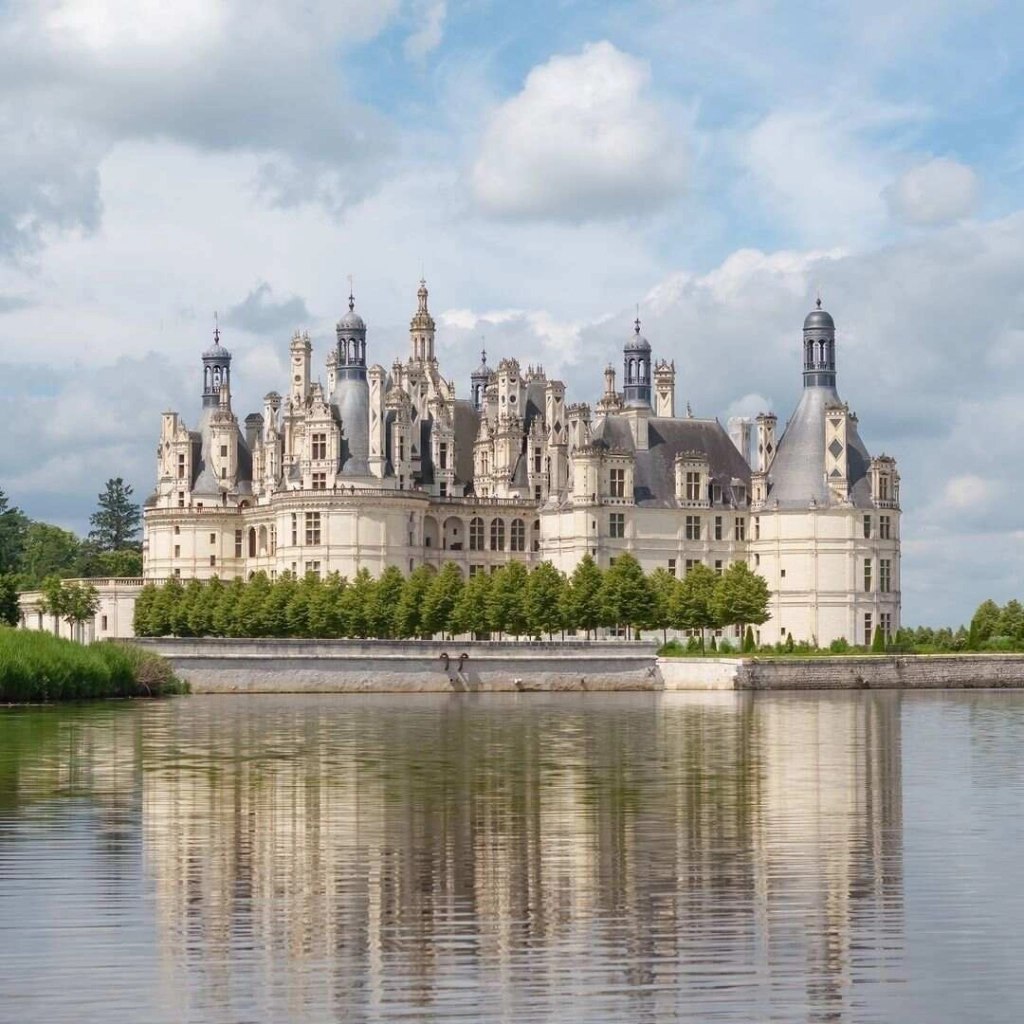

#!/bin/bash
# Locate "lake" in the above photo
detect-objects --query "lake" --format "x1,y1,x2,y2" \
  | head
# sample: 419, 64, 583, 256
1, 692, 1023, 1023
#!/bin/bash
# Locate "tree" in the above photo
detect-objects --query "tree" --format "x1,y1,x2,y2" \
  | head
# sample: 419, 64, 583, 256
314, 572, 349, 637
395, 565, 435, 638
0, 574, 20, 627
487, 562, 529, 637
743, 625, 756, 653
0, 490, 28, 576
234, 573, 272, 637
871, 624, 886, 653
450, 570, 493, 638
564, 554, 604, 638
76, 545, 143, 579
970, 599, 1002, 647
648, 567, 679, 643
671, 563, 718, 651
600, 553, 654, 639
999, 600, 1024, 642
18, 522, 81, 586
712, 561, 771, 636
188, 577, 223, 637
260, 574, 295, 637
40, 577, 99, 641
370, 566, 406, 638
526, 562, 567, 639
173, 578, 204, 637
88, 478, 141, 552
339, 568, 375, 638
422, 563, 465, 638
150, 577, 185, 636
132, 582, 160, 636
211, 578, 244, 637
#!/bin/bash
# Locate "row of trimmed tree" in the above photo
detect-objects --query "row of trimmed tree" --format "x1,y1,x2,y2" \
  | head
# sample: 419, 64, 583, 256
133, 554, 771, 643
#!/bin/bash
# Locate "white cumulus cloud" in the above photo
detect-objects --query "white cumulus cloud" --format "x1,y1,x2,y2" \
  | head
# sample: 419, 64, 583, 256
885, 157, 979, 226
471, 41, 686, 222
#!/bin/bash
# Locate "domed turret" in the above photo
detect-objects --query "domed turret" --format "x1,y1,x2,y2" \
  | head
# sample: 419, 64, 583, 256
409, 277, 436, 362
803, 297, 836, 388
336, 290, 367, 370
332, 286, 370, 475
201, 321, 232, 407
623, 316, 652, 409
471, 347, 490, 411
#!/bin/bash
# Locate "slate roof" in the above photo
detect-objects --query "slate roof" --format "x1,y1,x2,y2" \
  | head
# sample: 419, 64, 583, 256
767, 385, 873, 508
589, 415, 751, 507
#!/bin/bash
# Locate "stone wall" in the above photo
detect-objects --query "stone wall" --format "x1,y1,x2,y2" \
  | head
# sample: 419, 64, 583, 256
659, 657, 744, 691
736, 654, 1024, 690
133, 638, 661, 693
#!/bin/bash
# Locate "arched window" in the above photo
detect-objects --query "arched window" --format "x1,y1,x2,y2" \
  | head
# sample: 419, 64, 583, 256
628, 358, 636, 382
639, 359, 646, 382
469, 517, 485, 551
510, 519, 525, 552
818, 340, 826, 365
490, 518, 505, 551
248, 527, 257, 558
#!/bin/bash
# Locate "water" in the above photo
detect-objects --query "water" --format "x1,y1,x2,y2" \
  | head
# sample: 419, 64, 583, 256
1, 692, 1023, 1024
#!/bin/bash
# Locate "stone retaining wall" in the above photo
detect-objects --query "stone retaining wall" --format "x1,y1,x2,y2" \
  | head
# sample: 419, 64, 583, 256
133, 638, 661, 693
736, 654, 1024, 690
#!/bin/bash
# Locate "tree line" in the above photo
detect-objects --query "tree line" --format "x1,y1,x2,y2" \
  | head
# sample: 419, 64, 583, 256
0, 481, 143, 626
132, 554, 772, 643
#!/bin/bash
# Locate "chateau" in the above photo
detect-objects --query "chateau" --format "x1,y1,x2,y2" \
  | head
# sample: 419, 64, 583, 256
137, 281, 900, 646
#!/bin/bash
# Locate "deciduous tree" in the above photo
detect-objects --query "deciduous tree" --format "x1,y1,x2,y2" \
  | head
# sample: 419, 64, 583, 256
422, 563, 465, 638
526, 562, 567, 639
563, 554, 604, 639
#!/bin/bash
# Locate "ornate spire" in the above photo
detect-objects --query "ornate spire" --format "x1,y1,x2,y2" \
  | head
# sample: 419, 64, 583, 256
347, 274, 355, 312
417, 277, 429, 314
213, 310, 220, 344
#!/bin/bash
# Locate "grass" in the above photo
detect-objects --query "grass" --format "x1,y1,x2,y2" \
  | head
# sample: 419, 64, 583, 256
0, 628, 188, 703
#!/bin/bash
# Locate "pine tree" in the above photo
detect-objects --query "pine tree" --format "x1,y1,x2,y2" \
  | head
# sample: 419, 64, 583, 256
450, 570, 493, 637
871, 624, 886, 653
88, 478, 142, 552
525, 562, 567, 639
564, 554, 604, 638
743, 625, 756, 653
395, 566, 435, 638
370, 566, 406, 638
422, 563, 465, 638
487, 562, 529, 637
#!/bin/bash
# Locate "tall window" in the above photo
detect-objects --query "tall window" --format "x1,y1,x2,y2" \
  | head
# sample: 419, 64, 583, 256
469, 517, 485, 551
734, 517, 746, 542
177, 454, 186, 479
311, 433, 327, 460
754, 516, 761, 541
270, 526, 276, 554
609, 512, 625, 538
864, 612, 874, 645
439, 443, 448, 471
305, 512, 321, 546
685, 559, 699, 573
864, 558, 873, 592
312, 472, 326, 490
685, 515, 701, 541
880, 515, 892, 540
234, 529, 243, 558
880, 611, 892, 640
714, 560, 723, 576
291, 513, 298, 546
610, 468, 625, 498
510, 519, 526, 552
685, 471, 701, 501
248, 528, 257, 558
490, 518, 506, 551
305, 561, 322, 579
880, 558, 891, 593
878, 475, 890, 500
534, 449, 542, 474
863, 514, 872, 539
668, 558, 677, 577
714, 516, 723, 541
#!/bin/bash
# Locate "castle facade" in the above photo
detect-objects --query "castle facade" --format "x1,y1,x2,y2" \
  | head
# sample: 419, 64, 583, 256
141, 281, 900, 646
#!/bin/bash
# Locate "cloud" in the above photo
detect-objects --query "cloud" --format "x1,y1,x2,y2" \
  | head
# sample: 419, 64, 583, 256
471, 42, 687, 222
885, 157, 979, 225
405, 1, 446, 61
942, 474, 1001, 511
223, 283, 312, 336
0, 0, 402, 254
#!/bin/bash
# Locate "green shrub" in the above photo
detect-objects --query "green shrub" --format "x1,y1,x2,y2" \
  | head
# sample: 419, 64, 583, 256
829, 637, 851, 654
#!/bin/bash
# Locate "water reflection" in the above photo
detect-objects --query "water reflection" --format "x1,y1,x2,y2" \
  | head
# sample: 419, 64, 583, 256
3, 692, 1021, 1023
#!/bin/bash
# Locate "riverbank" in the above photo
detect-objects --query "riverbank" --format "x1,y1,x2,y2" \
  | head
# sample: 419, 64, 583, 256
129, 638, 1024, 692
0, 629, 187, 703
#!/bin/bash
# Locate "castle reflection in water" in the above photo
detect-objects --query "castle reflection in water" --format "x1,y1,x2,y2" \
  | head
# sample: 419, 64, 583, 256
126, 693, 903, 1022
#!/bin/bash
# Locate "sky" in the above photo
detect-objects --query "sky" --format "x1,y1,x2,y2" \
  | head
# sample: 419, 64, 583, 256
1, 0, 1022, 626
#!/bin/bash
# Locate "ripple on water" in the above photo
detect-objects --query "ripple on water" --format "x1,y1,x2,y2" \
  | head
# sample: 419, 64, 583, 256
1, 691, 1024, 1023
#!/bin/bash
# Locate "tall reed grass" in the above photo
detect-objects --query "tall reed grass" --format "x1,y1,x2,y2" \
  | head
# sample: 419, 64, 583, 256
0, 628, 187, 702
